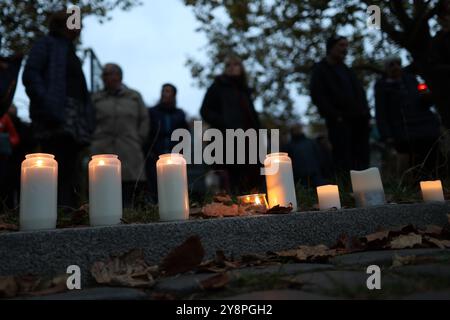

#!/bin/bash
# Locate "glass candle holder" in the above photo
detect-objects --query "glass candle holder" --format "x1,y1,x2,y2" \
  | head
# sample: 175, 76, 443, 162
156, 153, 189, 221
238, 193, 268, 214
264, 153, 297, 210
88, 154, 122, 226
20, 153, 58, 231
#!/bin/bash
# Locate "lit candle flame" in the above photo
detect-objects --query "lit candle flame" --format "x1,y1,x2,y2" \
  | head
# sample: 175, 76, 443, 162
36, 159, 43, 167
255, 196, 261, 205
99, 160, 105, 166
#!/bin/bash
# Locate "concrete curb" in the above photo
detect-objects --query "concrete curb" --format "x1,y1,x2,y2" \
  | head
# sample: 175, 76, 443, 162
0, 202, 448, 284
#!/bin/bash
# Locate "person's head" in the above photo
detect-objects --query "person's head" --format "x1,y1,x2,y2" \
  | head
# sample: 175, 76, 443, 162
160, 83, 177, 106
224, 54, 247, 78
384, 56, 402, 79
102, 63, 123, 91
326, 36, 348, 63
48, 10, 81, 40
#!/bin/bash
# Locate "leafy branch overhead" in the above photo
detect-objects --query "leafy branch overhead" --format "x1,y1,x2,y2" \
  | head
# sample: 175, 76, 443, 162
0, 0, 142, 54
184, 0, 445, 118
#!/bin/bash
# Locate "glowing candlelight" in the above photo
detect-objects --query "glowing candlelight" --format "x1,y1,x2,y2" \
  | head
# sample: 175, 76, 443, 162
420, 180, 445, 202
20, 153, 58, 230
157, 153, 189, 221
88, 154, 122, 226
238, 194, 268, 214
264, 153, 297, 210
317, 185, 341, 211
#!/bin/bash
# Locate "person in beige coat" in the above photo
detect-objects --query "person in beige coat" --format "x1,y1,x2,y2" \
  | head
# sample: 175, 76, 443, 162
91, 63, 149, 207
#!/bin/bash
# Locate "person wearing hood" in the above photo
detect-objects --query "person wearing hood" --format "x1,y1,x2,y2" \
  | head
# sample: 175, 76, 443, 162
200, 54, 262, 194
146, 83, 189, 201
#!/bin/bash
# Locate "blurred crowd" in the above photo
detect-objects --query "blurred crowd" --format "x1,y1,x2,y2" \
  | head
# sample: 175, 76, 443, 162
1, 8, 450, 212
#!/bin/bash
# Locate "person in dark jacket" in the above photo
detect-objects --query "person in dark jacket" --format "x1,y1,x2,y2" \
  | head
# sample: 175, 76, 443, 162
375, 56, 441, 177
200, 54, 262, 194
146, 83, 189, 200
428, 2, 450, 128
310, 36, 371, 174
285, 124, 327, 188
22, 11, 95, 208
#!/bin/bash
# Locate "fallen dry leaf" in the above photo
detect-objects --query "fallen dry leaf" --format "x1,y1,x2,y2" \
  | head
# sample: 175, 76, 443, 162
0, 222, 18, 232
91, 249, 156, 288
0, 276, 18, 298
276, 245, 335, 263
160, 235, 205, 276
391, 255, 417, 268
266, 204, 293, 215
202, 203, 239, 217
423, 236, 450, 249
421, 225, 444, 237
213, 194, 233, 205
390, 233, 423, 249
200, 273, 230, 290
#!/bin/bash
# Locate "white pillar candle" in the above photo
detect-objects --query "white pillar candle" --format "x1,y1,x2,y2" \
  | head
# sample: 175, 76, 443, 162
317, 185, 341, 211
420, 180, 445, 202
264, 153, 297, 210
88, 154, 122, 226
20, 153, 58, 230
350, 167, 385, 207
157, 153, 189, 221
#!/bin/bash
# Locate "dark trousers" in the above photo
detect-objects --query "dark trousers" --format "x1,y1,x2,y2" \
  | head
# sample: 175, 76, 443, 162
326, 117, 370, 173
40, 136, 83, 209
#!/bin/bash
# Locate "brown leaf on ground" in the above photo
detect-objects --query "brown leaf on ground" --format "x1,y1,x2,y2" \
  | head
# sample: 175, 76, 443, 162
266, 204, 293, 215
388, 225, 418, 238
28, 274, 68, 297
420, 225, 444, 237
200, 273, 230, 291
389, 233, 423, 249
202, 203, 239, 217
160, 235, 205, 276
91, 248, 156, 288
276, 245, 335, 263
213, 194, 233, 205
360, 230, 390, 250
391, 255, 417, 268
0, 222, 18, 232
424, 236, 450, 249
198, 251, 240, 273
0, 276, 18, 298
391, 254, 436, 268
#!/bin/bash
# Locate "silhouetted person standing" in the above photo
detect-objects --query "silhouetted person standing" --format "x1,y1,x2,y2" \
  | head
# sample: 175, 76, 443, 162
200, 55, 261, 193
310, 36, 370, 173
146, 83, 189, 201
23, 11, 95, 209
375, 56, 441, 177
91, 63, 149, 208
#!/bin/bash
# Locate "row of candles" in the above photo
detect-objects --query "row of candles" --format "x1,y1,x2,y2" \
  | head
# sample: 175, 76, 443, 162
19, 152, 446, 231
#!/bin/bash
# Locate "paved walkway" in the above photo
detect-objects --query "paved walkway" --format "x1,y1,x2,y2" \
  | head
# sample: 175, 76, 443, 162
25, 249, 450, 300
